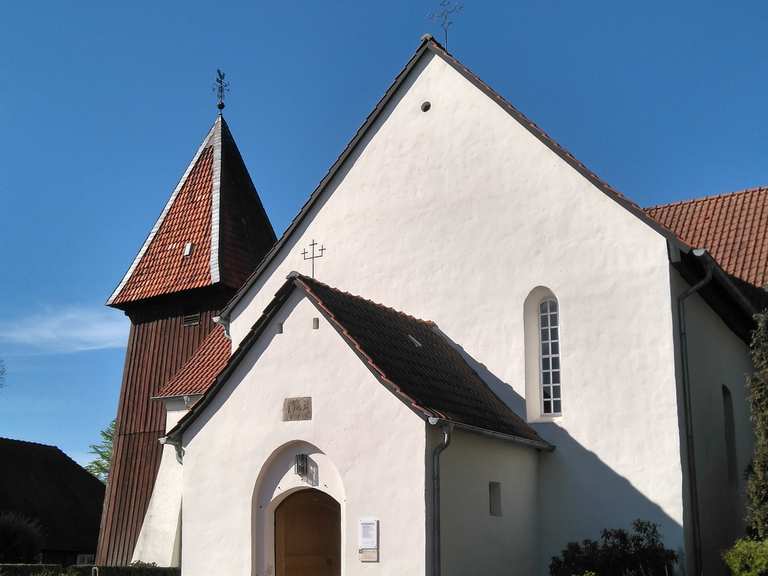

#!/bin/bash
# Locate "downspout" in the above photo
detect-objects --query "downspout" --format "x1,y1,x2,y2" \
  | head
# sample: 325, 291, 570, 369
429, 417, 453, 576
159, 436, 184, 464
676, 248, 712, 576
213, 315, 230, 338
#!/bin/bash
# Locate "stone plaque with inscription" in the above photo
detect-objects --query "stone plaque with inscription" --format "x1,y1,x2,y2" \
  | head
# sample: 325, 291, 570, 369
282, 397, 312, 421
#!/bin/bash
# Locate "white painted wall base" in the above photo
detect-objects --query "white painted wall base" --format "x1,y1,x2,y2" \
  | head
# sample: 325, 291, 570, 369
132, 399, 195, 567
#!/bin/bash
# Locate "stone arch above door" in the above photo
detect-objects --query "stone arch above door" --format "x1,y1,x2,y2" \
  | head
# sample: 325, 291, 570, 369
251, 440, 345, 576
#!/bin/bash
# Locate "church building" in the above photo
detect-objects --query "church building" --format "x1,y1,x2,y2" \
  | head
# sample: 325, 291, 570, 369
98, 36, 768, 575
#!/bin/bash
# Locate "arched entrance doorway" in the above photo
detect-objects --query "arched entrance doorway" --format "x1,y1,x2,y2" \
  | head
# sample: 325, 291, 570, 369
274, 489, 341, 576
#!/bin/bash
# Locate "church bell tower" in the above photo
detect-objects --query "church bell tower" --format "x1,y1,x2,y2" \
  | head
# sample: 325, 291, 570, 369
96, 112, 276, 565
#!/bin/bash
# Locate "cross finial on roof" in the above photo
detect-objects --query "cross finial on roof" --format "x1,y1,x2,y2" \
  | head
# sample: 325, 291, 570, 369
214, 69, 229, 112
429, 0, 463, 49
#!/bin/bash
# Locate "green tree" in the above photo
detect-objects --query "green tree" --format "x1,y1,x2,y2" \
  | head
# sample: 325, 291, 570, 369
747, 311, 768, 539
86, 419, 115, 483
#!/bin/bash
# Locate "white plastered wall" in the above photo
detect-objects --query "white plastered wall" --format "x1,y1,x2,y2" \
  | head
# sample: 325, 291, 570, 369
437, 428, 539, 574
132, 397, 197, 566
229, 49, 685, 567
180, 291, 427, 576
670, 270, 754, 575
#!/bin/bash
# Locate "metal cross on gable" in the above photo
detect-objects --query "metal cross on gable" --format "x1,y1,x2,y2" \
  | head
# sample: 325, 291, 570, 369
301, 239, 325, 278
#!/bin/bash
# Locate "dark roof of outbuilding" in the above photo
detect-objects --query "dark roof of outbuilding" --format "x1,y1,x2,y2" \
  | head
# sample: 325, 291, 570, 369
168, 274, 550, 449
0, 437, 105, 553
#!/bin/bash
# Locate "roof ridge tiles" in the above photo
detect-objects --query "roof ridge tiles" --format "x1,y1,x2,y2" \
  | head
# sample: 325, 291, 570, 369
645, 185, 768, 211
292, 273, 437, 327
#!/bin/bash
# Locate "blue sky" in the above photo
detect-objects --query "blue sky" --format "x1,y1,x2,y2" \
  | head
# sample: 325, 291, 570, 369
0, 1, 766, 466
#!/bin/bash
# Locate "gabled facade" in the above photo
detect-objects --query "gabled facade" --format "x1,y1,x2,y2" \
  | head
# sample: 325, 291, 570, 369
97, 114, 276, 565
122, 38, 764, 575
214, 37, 755, 574
164, 274, 551, 576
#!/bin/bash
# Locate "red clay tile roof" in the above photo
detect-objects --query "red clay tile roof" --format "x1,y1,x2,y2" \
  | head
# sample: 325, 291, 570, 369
169, 274, 550, 448
111, 145, 215, 305
646, 186, 768, 289
108, 116, 276, 308
155, 324, 230, 399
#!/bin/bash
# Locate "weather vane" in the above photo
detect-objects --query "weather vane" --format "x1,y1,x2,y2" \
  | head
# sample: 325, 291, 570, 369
213, 69, 229, 112
301, 239, 325, 278
429, 0, 463, 49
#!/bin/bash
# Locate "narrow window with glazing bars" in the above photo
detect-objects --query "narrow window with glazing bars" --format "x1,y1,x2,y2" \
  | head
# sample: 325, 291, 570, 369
539, 299, 561, 415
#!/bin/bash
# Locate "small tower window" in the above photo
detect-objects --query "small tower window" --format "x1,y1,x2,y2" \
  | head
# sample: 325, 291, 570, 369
183, 242, 194, 257
539, 299, 561, 415
182, 313, 200, 327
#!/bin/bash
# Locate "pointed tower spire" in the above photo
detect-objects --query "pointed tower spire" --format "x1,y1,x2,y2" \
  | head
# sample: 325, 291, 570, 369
97, 115, 275, 566
107, 115, 274, 308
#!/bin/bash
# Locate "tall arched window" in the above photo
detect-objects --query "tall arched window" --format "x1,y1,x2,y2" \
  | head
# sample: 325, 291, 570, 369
524, 287, 562, 421
539, 299, 561, 415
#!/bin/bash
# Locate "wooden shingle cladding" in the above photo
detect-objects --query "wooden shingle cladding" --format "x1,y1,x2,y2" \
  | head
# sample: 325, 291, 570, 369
96, 290, 230, 566
97, 114, 276, 565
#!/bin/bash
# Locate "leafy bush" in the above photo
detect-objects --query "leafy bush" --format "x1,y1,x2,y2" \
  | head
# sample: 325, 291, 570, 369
0, 513, 44, 563
723, 538, 768, 576
747, 311, 768, 539
64, 567, 178, 576
0, 567, 179, 576
549, 519, 677, 576
0, 567, 61, 576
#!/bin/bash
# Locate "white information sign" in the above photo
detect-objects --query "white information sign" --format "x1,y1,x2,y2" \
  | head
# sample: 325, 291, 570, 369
358, 518, 379, 562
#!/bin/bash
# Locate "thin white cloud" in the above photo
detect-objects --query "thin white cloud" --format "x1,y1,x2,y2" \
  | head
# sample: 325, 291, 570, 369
0, 306, 129, 354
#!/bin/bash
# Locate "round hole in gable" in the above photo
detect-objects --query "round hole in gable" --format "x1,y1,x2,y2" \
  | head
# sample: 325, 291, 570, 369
421, 101, 431, 112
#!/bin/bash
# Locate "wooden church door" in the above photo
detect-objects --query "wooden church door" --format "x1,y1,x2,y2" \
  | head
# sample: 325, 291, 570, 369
275, 489, 341, 576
